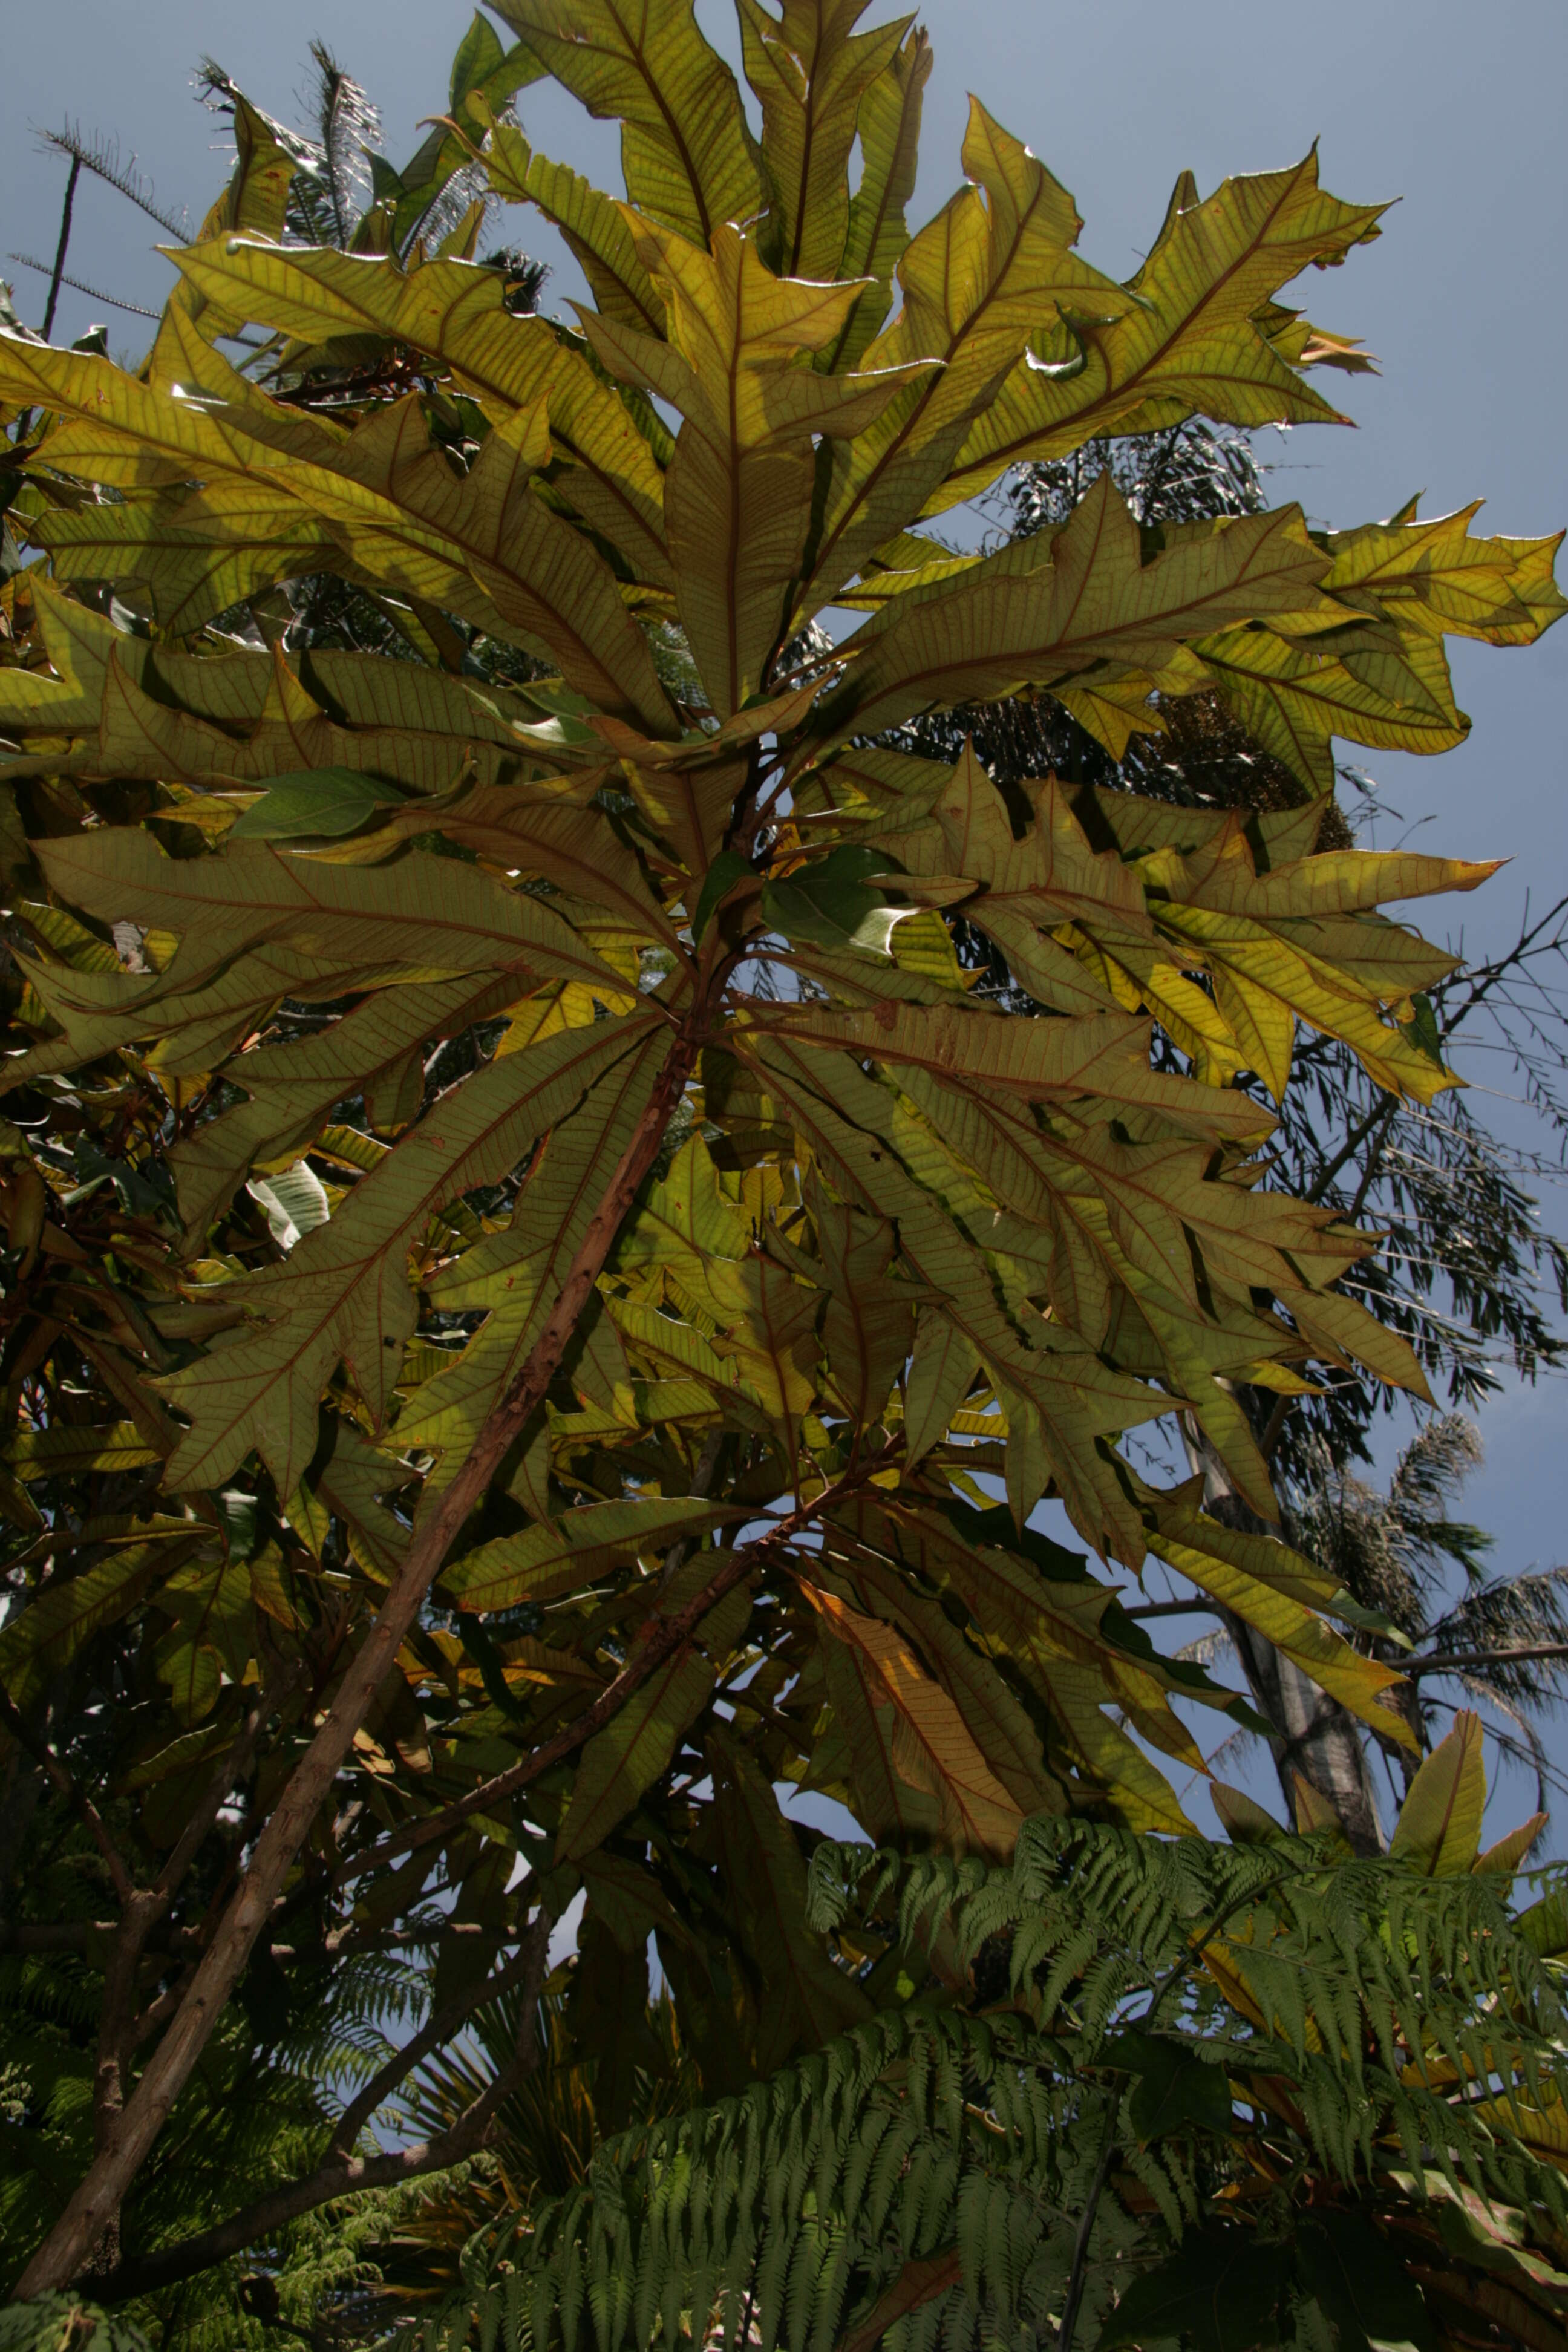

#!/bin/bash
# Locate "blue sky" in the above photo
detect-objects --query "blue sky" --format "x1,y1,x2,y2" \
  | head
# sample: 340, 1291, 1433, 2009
6, 0, 1566, 1834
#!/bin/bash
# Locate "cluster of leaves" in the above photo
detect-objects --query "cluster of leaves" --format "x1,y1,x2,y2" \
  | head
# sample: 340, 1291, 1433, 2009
0, 0, 1564, 2327
904, 430, 1568, 1487
897, 423, 1568, 1830
354, 1981, 704, 2318
410, 1726, 1568, 2352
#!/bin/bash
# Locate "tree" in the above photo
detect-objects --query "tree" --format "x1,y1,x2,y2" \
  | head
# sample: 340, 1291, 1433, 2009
0, 0, 1564, 2330
1285, 1414, 1568, 1800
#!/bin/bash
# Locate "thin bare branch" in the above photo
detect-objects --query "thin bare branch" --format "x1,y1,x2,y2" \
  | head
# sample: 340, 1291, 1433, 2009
34, 124, 190, 240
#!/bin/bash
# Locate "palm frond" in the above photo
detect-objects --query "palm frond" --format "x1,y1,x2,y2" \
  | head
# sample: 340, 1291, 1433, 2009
34, 123, 189, 240
302, 41, 381, 246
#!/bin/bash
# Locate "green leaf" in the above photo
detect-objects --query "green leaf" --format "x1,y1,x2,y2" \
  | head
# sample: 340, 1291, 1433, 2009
570, 1908, 667, 2128
479, 106, 667, 336
4, 1423, 163, 1477
762, 843, 909, 956
487, 0, 766, 250
557, 1643, 717, 1861
739, 0, 911, 281
1400, 991, 1445, 1067
691, 848, 753, 942
450, 10, 507, 111
395, 1043, 668, 1486
228, 766, 405, 841
1100, 2030, 1235, 2142
0, 2295, 154, 2352
1293, 2215, 1434, 2352
1096, 2226, 1285, 2352
0, 1529, 203, 1710
154, 1013, 662, 1496
1390, 1710, 1486, 1874
441, 1496, 739, 1612
811, 472, 1337, 748
246, 1160, 333, 1252
1517, 1886, 1568, 1959
708, 1726, 872, 2069
823, 22, 931, 371
579, 223, 930, 717
946, 151, 1386, 502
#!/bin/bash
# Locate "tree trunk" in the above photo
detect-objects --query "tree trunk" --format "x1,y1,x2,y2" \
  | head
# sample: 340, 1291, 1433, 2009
1219, 1598, 1385, 1854
1184, 1421, 1385, 1855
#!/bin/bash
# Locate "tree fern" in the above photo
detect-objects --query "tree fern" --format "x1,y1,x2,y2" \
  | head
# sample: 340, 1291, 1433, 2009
403, 1820, 1568, 2352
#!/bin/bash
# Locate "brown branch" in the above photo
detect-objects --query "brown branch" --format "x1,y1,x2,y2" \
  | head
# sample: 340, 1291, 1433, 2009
126, 1972, 192, 2055
14, 1010, 707, 2298
99, 1913, 552, 2304
1259, 1389, 1293, 1461
324, 1922, 544, 2166
1404, 1644, 1568, 1678
91, 1661, 307, 2158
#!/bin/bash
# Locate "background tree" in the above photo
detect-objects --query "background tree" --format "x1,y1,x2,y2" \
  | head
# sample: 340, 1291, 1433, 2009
0, 1, 1564, 2343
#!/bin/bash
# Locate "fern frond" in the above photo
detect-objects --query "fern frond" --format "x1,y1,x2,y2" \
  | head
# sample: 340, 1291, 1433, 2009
421, 1825, 1568, 2351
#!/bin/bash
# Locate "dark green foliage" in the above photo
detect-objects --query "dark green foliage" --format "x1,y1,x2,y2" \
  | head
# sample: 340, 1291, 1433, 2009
417, 1821, 1568, 2352
0, 2296, 152, 2352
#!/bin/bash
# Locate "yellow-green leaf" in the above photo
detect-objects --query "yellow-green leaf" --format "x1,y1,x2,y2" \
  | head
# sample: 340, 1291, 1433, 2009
811, 474, 1336, 747
557, 1642, 716, 1861
1390, 1710, 1487, 1873
739, 0, 910, 281
443, 1495, 739, 1610
944, 151, 1385, 501
488, 0, 766, 249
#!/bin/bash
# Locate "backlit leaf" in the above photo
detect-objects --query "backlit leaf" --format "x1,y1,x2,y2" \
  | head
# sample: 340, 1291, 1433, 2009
1390, 1710, 1487, 1875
